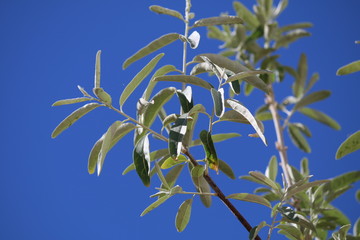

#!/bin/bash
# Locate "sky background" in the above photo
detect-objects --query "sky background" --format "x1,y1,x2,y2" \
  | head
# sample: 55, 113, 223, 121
1, 0, 359, 239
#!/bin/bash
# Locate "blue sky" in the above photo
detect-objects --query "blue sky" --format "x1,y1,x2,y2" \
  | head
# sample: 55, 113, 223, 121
1, 0, 359, 239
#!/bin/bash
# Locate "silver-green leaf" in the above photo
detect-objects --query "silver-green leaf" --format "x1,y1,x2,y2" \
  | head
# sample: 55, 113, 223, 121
123, 33, 180, 69
149, 5, 184, 21
336, 130, 360, 160
120, 53, 164, 108
175, 198, 193, 232
51, 103, 101, 138
154, 75, 214, 90
193, 16, 243, 28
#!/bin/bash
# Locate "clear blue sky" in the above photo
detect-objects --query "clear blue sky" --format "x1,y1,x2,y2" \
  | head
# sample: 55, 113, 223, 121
1, 0, 359, 239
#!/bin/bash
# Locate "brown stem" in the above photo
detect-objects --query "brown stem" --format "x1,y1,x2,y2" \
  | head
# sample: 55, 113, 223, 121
182, 148, 262, 240
266, 88, 294, 187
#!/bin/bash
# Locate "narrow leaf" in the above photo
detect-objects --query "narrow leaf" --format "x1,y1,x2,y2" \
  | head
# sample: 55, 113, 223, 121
225, 70, 272, 85
299, 107, 340, 130
175, 198, 193, 232
154, 75, 214, 90
133, 135, 151, 187
285, 180, 329, 200
120, 53, 164, 108
218, 159, 236, 180
161, 155, 187, 169
189, 164, 212, 207
220, 110, 249, 124
211, 88, 225, 118
294, 90, 331, 110
336, 130, 360, 159
279, 22, 313, 33
233, 1, 259, 29
265, 156, 278, 181
337, 60, 360, 75
249, 171, 279, 191
200, 130, 219, 171
149, 5, 184, 21
293, 53, 307, 97
123, 33, 180, 69
226, 99, 267, 145
169, 114, 188, 159
227, 193, 271, 208
97, 121, 122, 175
140, 195, 170, 216
191, 133, 241, 146
51, 103, 100, 138
154, 161, 170, 190
288, 123, 311, 153
193, 16, 243, 27
276, 225, 303, 240
275, 29, 311, 49
94, 50, 101, 88
52, 97, 90, 106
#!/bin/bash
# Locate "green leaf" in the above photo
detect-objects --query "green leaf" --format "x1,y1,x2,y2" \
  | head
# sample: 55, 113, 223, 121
275, 29, 311, 49
321, 207, 351, 227
300, 157, 309, 176
120, 53, 164, 108
165, 164, 184, 188
336, 130, 360, 159
136, 87, 177, 142
193, 54, 269, 93
276, 225, 303, 240
154, 75, 214, 90
332, 224, 351, 240
225, 70, 272, 87
211, 88, 225, 118
154, 161, 170, 190
226, 99, 267, 145
175, 198, 193, 232
51, 103, 101, 138
218, 159, 236, 180
191, 133, 241, 146
304, 72, 319, 93
337, 60, 360, 75
219, 110, 250, 124
199, 130, 219, 171
169, 114, 188, 159
293, 53, 307, 97
94, 50, 101, 88
249, 171, 279, 191
189, 164, 212, 207
227, 193, 271, 208
93, 87, 112, 105
52, 97, 90, 106
142, 65, 178, 101
193, 16, 243, 27
323, 171, 360, 201
149, 5, 184, 21
133, 135, 151, 187
230, 79, 241, 95
191, 165, 205, 178
284, 180, 329, 200
177, 86, 194, 113
265, 155, 278, 181
279, 22, 313, 33
161, 155, 187, 169
77, 85, 91, 97
299, 107, 340, 130
249, 221, 266, 240
294, 90, 331, 110
123, 33, 180, 69
97, 121, 125, 175
233, 1, 259, 29
140, 195, 171, 216
161, 113, 179, 132
288, 123, 311, 153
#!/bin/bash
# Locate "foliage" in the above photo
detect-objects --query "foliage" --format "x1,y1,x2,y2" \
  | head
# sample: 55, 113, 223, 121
52, 0, 359, 239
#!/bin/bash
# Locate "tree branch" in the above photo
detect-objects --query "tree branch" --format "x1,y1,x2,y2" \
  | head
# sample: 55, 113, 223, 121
182, 148, 262, 240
